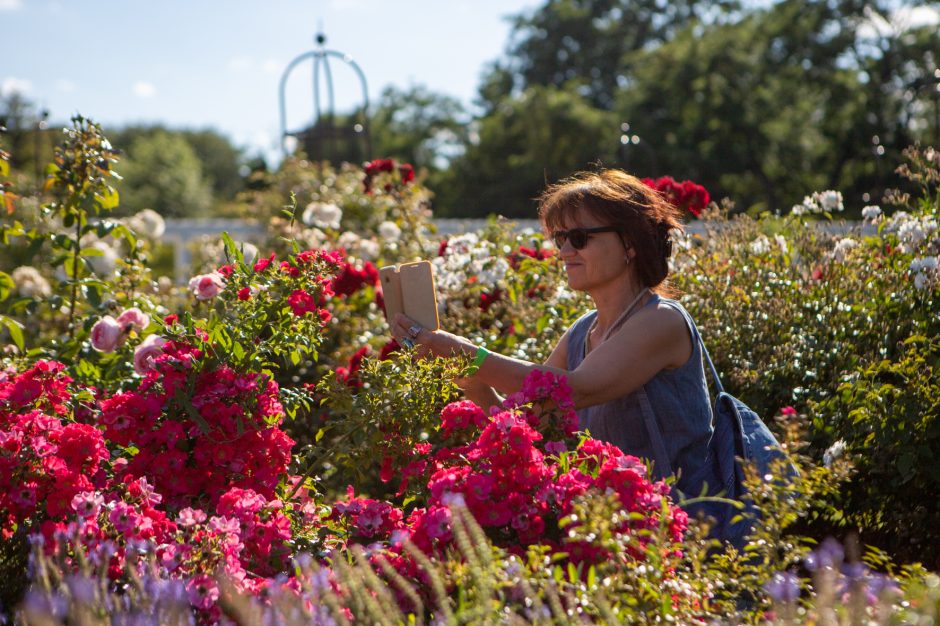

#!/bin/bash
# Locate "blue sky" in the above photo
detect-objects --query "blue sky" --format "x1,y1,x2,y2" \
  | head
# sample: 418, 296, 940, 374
0, 0, 542, 161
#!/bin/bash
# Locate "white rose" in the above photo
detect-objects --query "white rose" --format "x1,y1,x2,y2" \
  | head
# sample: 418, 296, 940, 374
378, 221, 402, 242
357, 239, 380, 261
302, 202, 342, 230
128, 208, 166, 239
86, 241, 119, 277
749, 236, 771, 255
861, 205, 882, 222
815, 190, 844, 213
11, 266, 51, 298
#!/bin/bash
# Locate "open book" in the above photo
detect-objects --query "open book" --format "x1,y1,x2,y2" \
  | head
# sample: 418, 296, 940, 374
378, 260, 440, 331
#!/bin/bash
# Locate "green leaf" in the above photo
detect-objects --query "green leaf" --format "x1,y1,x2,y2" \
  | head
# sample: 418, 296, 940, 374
0, 159, 8, 177
110, 223, 137, 250
220, 232, 240, 262
567, 563, 578, 583
73, 358, 101, 381
79, 247, 104, 257
0, 315, 24, 351
62, 256, 84, 279
0, 272, 13, 301
95, 185, 120, 211
81, 283, 103, 308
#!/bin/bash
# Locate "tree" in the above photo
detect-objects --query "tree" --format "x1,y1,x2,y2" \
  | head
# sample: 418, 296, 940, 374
178, 129, 245, 200
294, 84, 467, 173
369, 85, 468, 171
0, 92, 55, 182
438, 85, 619, 217
485, 0, 740, 111
115, 130, 213, 218
616, 0, 940, 213
110, 125, 245, 203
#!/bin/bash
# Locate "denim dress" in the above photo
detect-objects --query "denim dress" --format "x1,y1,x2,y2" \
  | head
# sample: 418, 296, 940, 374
565, 294, 722, 500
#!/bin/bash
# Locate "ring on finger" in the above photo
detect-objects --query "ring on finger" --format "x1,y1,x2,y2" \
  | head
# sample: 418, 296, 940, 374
408, 324, 422, 339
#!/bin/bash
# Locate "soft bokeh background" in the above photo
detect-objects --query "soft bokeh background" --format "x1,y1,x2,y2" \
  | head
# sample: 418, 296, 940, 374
2, 0, 939, 218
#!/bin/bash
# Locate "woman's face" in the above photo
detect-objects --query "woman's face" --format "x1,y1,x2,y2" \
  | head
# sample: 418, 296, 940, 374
554, 210, 632, 293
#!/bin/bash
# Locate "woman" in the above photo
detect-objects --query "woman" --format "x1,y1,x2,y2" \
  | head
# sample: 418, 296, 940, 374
392, 169, 721, 506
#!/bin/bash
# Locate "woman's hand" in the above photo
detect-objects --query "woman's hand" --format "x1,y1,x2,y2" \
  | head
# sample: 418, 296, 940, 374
390, 314, 471, 359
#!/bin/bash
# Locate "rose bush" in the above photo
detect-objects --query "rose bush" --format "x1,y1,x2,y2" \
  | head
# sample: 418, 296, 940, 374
1, 122, 939, 623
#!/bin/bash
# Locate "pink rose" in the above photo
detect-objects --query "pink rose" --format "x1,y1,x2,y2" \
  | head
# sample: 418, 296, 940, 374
133, 334, 167, 375
116, 307, 149, 332
188, 272, 225, 300
90, 316, 124, 352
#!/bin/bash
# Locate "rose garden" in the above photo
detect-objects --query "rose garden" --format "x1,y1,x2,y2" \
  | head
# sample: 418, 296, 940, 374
0, 117, 938, 624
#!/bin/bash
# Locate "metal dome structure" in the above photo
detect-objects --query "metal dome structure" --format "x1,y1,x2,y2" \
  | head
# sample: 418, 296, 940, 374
278, 32, 371, 162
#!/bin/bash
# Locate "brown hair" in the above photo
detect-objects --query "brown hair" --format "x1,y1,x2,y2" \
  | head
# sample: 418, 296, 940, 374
538, 169, 684, 292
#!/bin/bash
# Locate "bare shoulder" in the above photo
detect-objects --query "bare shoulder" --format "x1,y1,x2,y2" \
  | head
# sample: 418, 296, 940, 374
628, 301, 693, 367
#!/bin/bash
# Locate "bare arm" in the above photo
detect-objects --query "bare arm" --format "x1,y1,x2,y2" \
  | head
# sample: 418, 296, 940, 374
391, 306, 690, 409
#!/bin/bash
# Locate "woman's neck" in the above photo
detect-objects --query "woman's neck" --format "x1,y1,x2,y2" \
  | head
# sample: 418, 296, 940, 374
591, 278, 647, 337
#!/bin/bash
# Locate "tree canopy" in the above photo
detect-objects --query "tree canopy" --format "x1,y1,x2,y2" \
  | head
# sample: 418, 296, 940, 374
438, 0, 940, 217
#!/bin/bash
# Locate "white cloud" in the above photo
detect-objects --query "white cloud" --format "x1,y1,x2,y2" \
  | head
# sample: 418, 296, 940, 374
132, 81, 156, 98
0, 0, 23, 11
55, 79, 75, 93
1, 77, 32, 96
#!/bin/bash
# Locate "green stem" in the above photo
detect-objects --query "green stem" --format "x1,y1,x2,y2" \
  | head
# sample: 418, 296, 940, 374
286, 424, 363, 500
67, 208, 81, 340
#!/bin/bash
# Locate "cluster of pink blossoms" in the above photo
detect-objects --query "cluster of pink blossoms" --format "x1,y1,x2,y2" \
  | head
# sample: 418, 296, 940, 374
335, 371, 688, 585
45, 480, 294, 620
0, 358, 301, 620
99, 341, 293, 508
0, 361, 108, 538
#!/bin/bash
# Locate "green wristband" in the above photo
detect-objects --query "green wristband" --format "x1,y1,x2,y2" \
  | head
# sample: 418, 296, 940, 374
465, 346, 490, 375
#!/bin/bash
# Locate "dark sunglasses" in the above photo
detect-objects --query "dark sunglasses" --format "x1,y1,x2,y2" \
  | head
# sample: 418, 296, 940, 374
551, 226, 619, 250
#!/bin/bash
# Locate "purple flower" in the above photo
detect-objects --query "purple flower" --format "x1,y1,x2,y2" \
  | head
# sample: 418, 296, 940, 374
805, 537, 844, 571
764, 571, 800, 603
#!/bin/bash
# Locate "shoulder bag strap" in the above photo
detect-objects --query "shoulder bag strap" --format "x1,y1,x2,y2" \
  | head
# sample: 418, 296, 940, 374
697, 336, 725, 395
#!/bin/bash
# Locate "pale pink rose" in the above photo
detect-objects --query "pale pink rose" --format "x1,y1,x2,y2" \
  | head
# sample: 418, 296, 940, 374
133, 334, 167, 375
71, 491, 104, 518
116, 307, 149, 332
177, 507, 208, 528
188, 272, 225, 300
90, 316, 124, 352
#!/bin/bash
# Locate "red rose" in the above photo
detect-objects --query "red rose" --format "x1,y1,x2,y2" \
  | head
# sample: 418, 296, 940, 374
253, 253, 276, 273
399, 163, 415, 184
287, 290, 317, 316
